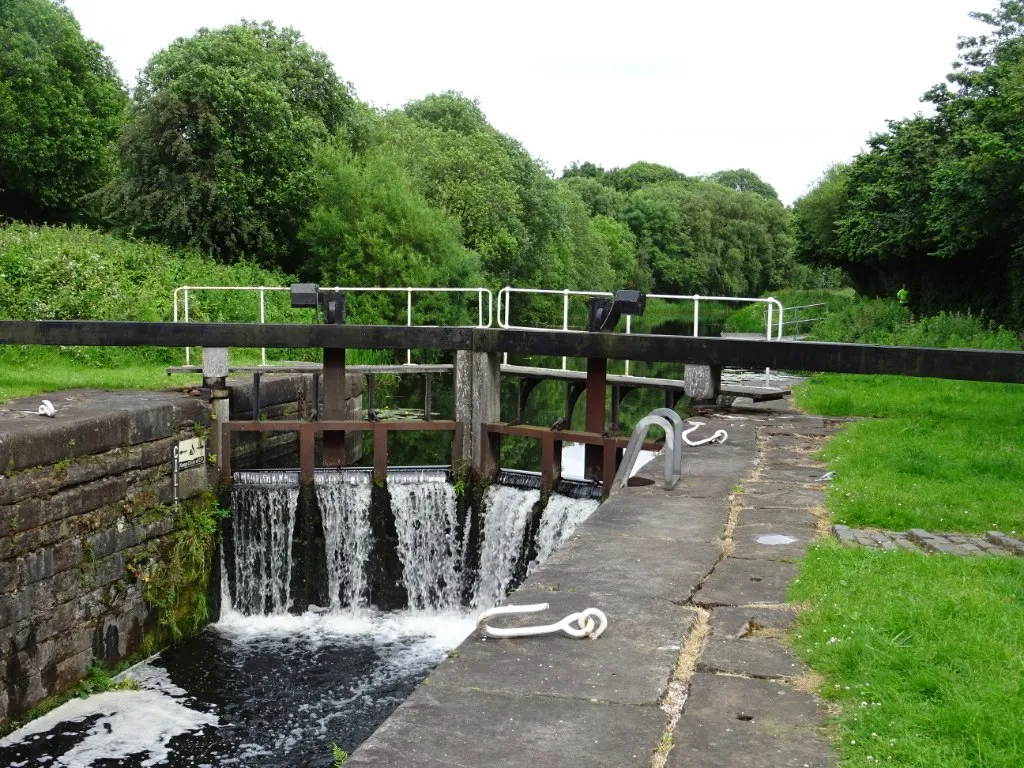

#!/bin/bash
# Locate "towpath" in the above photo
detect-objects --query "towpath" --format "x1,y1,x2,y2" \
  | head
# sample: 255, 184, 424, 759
347, 399, 843, 767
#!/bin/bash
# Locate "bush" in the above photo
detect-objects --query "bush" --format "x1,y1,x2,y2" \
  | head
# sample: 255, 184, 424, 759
809, 297, 1022, 350
0, 222, 290, 364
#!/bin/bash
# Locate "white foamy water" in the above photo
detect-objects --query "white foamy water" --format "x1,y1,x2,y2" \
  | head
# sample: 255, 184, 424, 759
0, 610, 476, 768
528, 494, 600, 575
316, 470, 374, 610
472, 485, 540, 608
0, 686, 217, 768
229, 471, 298, 615
389, 471, 464, 612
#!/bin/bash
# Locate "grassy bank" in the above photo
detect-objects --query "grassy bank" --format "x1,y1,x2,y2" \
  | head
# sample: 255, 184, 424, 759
795, 374, 1024, 533
790, 370, 1024, 767
790, 545, 1024, 767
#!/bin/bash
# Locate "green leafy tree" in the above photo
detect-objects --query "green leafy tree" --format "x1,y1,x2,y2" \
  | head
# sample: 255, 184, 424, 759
795, 2, 1024, 325
300, 141, 481, 324
101, 21, 356, 271
708, 169, 779, 201
0, 0, 128, 223
604, 161, 686, 192
624, 179, 794, 296
791, 164, 851, 266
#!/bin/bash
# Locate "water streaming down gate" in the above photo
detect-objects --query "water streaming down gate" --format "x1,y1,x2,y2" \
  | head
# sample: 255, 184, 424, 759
229, 470, 299, 615
471, 484, 541, 608
528, 495, 600, 576
316, 469, 373, 610
389, 469, 464, 612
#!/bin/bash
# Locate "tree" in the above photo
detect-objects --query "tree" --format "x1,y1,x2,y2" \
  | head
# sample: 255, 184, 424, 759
301, 140, 481, 325
623, 179, 794, 296
0, 0, 128, 223
101, 21, 356, 271
708, 169, 779, 201
794, 2, 1024, 325
604, 161, 686, 192
791, 164, 851, 266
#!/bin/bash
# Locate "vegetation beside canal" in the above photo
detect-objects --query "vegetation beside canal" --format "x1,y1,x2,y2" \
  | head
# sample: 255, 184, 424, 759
791, 545, 1024, 768
791, 371, 1024, 767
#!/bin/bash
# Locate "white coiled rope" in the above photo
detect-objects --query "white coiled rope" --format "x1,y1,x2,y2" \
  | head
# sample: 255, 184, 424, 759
682, 420, 727, 446
37, 400, 56, 418
477, 602, 608, 640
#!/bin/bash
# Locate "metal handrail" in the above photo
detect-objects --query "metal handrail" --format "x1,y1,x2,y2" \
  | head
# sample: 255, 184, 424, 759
612, 413, 680, 491
495, 286, 784, 373
778, 302, 827, 331
172, 285, 493, 365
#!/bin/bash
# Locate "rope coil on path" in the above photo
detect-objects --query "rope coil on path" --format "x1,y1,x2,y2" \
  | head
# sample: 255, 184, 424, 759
477, 603, 608, 640
682, 420, 727, 446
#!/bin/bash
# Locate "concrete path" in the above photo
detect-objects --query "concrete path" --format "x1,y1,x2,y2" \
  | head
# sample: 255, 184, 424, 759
347, 401, 843, 767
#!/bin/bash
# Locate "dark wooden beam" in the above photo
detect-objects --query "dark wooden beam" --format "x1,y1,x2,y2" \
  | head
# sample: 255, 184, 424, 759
1, 320, 1023, 383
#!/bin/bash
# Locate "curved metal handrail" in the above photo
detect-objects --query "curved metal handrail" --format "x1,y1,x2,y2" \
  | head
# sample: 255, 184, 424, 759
612, 413, 680, 491
649, 408, 684, 479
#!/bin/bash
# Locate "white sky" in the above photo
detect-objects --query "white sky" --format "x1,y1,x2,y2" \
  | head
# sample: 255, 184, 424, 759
65, 0, 988, 204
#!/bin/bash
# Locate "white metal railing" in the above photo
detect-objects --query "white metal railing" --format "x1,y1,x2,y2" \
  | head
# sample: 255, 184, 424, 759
495, 287, 784, 373
172, 285, 493, 366
779, 302, 827, 334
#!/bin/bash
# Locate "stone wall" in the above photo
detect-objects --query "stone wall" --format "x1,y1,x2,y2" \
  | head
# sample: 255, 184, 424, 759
0, 372, 365, 724
0, 390, 212, 723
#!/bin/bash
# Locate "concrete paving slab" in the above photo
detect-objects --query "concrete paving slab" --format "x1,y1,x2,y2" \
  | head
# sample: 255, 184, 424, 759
709, 606, 798, 636
761, 464, 831, 484
428, 590, 692, 706
693, 558, 798, 607
667, 674, 834, 768
345, 686, 666, 768
697, 635, 809, 679
737, 506, 823, 529
584, 494, 730, 543
730, 523, 819, 562
528, 528, 718, 603
736, 483, 825, 509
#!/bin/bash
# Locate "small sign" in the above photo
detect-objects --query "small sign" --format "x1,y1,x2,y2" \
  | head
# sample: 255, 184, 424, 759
175, 437, 206, 470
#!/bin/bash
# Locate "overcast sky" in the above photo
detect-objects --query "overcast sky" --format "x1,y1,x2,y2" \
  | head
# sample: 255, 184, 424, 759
65, 0, 988, 204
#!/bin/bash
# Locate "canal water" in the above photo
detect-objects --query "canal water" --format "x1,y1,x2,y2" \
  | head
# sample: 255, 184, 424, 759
0, 468, 606, 767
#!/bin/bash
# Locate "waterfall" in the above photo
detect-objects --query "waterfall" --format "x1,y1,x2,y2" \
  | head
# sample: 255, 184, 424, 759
316, 469, 373, 611
528, 495, 600, 575
389, 470, 463, 612
471, 485, 540, 608
229, 470, 299, 615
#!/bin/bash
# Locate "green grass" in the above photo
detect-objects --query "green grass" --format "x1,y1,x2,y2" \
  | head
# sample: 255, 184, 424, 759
795, 374, 1024, 533
0, 348, 199, 403
790, 543, 1024, 767
0, 346, 401, 403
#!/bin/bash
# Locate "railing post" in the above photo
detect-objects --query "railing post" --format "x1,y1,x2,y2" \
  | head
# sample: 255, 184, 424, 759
562, 289, 569, 371
259, 288, 267, 366
624, 315, 632, 376
502, 287, 510, 366
692, 296, 699, 337
478, 290, 484, 327
406, 288, 413, 365
184, 287, 191, 366
322, 347, 347, 467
